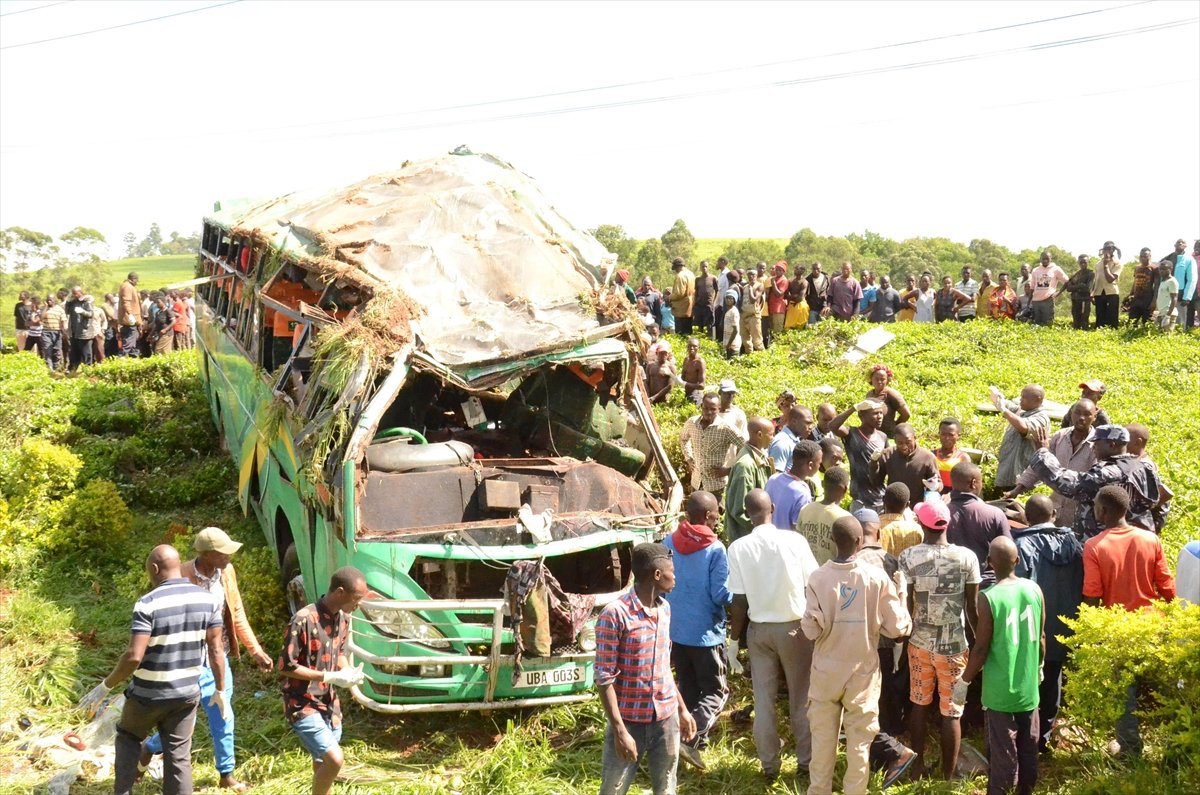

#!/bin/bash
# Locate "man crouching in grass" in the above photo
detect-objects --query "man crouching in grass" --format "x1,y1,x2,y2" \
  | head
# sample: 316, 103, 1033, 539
595, 543, 697, 794
279, 567, 369, 795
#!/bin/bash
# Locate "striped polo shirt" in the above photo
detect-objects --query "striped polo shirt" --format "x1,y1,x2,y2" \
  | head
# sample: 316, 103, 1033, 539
127, 577, 223, 701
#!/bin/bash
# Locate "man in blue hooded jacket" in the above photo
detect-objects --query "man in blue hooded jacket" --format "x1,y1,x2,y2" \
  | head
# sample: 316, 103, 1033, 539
1012, 495, 1083, 753
663, 490, 733, 771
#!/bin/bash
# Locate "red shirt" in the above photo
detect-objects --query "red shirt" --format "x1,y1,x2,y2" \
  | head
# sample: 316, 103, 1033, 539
279, 601, 348, 726
594, 590, 677, 724
1082, 525, 1175, 610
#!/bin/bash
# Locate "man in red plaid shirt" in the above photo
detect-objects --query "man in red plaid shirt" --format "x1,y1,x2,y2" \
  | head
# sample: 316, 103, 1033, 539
595, 543, 697, 794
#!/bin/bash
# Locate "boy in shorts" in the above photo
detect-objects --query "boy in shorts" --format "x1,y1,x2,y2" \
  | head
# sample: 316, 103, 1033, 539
898, 500, 981, 780
279, 567, 369, 795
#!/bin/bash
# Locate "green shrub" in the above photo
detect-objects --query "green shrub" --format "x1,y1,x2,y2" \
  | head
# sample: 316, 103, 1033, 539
1063, 601, 1200, 768
130, 457, 237, 508
57, 478, 133, 559
0, 437, 82, 506
71, 384, 143, 434
87, 351, 199, 399
233, 542, 289, 652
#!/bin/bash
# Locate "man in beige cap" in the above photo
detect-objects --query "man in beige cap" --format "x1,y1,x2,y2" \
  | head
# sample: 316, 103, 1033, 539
139, 527, 273, 792
1062, 379, 1110, 428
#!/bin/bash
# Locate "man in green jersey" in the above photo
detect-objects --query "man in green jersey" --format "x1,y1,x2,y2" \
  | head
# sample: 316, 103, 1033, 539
962, 537, 1045, 795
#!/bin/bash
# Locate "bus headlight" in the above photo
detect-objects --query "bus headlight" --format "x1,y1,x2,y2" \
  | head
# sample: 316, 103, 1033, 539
360, 605, 451, 648
578, 625, 596, 651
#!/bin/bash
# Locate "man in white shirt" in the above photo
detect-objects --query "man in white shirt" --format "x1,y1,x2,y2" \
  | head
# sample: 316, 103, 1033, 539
1029, 251, 1069, 326
728, 489, 820, 785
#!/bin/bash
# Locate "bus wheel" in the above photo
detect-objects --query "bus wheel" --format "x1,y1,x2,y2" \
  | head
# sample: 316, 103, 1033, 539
281, 543, 304, 615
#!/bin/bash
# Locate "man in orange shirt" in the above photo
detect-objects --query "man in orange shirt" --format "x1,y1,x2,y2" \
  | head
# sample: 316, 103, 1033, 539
1081, 485, 1175, 758
171, 292, 190, 351
265, 265, 321, 370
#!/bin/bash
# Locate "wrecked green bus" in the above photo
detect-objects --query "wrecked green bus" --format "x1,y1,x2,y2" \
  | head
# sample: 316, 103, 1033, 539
193, 150, 681, 713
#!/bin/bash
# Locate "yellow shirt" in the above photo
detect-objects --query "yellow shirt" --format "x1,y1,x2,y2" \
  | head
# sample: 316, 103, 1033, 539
880, 514, 924, 557
976, 284, 995, 319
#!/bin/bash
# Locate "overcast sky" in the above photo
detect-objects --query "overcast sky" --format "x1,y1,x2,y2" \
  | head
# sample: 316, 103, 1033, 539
1, 0, 1197, 261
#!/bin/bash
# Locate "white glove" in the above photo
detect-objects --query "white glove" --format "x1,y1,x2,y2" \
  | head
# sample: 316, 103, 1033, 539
726, 640, 744, 676
951, 677, 970, 707
78, 680, 112, 718
209, 690, 230, 720
323, 663, 365, 688
75, 307, 87, 314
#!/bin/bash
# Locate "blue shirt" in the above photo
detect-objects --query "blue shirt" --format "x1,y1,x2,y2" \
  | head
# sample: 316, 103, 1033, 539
860, 285, 878, 314
1173, 254, 1197, 301
662, 535, 732, 647
765, 471, 813, 530
768, 426, 799, 472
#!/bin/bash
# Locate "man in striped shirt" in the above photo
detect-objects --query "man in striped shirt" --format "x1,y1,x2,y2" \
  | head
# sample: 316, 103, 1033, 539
80, 544, 225, 795
595, 543, 696, 795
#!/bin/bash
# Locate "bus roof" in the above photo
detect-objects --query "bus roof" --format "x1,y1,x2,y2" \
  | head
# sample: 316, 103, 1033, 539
204, 149, 621, 366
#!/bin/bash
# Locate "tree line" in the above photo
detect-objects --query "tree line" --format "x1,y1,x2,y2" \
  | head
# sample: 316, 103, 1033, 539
0, 223, 200, 297
594, 220, 1084, 290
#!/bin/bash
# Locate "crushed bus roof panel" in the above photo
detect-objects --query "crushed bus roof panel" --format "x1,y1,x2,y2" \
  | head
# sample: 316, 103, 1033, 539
204, 149, 619, 366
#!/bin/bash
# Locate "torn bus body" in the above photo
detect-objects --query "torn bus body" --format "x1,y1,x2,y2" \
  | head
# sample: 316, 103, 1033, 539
193, 149, 681, 713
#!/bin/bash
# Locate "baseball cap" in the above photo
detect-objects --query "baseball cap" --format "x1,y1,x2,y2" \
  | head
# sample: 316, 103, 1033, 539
195, 527, 243, 555
1092, 425, 1130, 443
852, 508, 880, 525
1078, 379, 1106, 393
914, 500, 950, 531
718, 379, 738, 393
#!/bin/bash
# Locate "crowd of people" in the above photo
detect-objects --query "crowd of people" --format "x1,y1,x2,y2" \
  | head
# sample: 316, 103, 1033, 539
10, 272, 195, 370
598, 366, 1195, 795
621, 239, 1198, 361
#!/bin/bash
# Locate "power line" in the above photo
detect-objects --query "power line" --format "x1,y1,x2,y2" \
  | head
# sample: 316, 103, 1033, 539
0, 1, 71, 18
169, 0, 1159, 140
0, 0, 242, 50
273, 16, 1198, 144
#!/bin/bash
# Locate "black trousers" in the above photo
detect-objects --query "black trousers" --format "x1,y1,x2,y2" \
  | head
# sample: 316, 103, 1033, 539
1070, 298, 1091, 330
713, 305, 726, 342
675, 316, 693, 336
68, 337, 94, 371
1094, 294, 1120, 328
115, 694, 200, 795
1038, 658, 1065, 752
877, 646, 910, 736
671, 642, 729, 748
986, 708, 1039, 795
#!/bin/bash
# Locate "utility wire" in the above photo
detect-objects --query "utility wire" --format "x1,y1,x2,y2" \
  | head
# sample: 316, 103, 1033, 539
272, 16, 1199, 144
170, 0, 1159, 139
0, 1, 71, 17
0, 0, 241, 50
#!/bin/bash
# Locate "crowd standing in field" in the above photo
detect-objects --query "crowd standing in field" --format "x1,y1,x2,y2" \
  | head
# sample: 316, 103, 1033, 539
609, 246, 1196, 794
626, 241, 1198, 360
11, 271, 195, 371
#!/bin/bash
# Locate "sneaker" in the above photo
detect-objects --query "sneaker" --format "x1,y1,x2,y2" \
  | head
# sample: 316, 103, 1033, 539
678, 741, 707, 771
730, 704, 754, 724
883, 747, 917, 789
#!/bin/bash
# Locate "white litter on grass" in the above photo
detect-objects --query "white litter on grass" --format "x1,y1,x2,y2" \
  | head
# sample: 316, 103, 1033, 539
28, 694, 124, 790
841, 326, 895, 363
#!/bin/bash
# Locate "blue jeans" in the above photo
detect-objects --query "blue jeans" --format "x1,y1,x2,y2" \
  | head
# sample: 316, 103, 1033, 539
291, 711, 343, 762
145, 657, 235, 774
599, 713, 679, 795
1116, 682, 1142, 756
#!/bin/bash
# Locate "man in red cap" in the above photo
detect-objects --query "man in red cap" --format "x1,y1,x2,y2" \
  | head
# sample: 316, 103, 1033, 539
1062, 379, 1110, 428
898, 500, 981, 781
613, 269, 636, 305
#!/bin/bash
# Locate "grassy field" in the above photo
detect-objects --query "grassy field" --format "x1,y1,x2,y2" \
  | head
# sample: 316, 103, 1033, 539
0, 318, 1197, 793
0, 255, 195, 339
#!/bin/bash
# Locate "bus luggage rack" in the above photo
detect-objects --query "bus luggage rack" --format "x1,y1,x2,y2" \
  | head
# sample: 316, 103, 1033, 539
347, 598, 596, 714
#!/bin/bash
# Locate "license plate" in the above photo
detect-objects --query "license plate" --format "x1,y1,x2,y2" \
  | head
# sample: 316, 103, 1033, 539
516, 665, 584, 688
